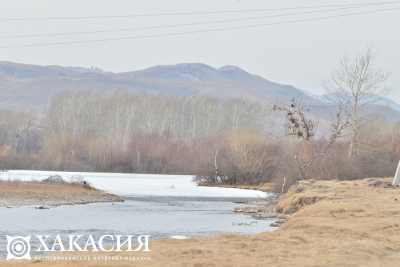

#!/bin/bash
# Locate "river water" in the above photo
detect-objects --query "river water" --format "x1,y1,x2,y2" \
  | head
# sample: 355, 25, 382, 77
0, 197, 276, 257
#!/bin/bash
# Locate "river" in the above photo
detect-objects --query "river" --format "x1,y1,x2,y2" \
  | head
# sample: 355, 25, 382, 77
0, 170, 276, 257
0, 198, 276, 257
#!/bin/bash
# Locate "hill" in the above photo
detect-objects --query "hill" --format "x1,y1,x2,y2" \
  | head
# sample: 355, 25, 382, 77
0, 61, 398, 123
0, 61, 317, 110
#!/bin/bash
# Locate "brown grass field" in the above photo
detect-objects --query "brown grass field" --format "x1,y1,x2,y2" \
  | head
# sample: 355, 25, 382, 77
1, 178, 400, 267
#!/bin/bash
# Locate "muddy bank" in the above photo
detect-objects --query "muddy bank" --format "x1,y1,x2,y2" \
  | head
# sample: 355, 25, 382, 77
0, 180, 123, 208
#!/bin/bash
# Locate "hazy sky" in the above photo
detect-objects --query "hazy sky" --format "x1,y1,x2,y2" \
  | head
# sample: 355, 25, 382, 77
0, 0, 399, 100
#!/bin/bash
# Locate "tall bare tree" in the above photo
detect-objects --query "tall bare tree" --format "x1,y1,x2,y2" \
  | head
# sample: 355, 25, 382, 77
325, 48, 390, 158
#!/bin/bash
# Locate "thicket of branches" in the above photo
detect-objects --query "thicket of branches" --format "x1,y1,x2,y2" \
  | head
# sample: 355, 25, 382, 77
0, 91, 398, 188
0, 92, 272, 173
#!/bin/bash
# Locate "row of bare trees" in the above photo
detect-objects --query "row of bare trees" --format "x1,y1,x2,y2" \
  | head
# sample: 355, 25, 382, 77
0, 90, 397, 183
0, 93, 274, 172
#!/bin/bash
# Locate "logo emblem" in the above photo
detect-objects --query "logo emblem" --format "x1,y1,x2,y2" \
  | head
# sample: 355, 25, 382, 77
6, 236, 31, 260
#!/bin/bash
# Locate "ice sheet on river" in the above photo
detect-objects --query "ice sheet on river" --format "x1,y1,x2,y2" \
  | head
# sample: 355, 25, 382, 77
0, 170, 269, 199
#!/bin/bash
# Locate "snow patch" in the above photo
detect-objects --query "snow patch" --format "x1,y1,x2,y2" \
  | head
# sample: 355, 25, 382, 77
0, 170, 270, 199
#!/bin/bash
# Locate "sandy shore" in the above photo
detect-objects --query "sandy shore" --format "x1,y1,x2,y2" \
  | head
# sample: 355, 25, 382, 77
0, 180, 123, 208
2, 177, 400, 266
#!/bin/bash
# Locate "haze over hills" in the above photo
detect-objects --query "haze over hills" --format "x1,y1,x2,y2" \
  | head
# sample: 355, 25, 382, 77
0, 61, 319, 110
0, 61, 398, 122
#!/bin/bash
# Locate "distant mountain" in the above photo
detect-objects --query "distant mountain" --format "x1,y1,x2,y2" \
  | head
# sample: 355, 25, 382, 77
120, 63, 319, 103
318, 93, 400, 123
320, 93, 400, 110
0, 61, 318, 110
0, 61, 398, 123
374, 96, 400, 112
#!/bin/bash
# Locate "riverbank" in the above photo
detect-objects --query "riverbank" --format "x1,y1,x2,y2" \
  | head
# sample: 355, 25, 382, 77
0, 180, 123, 208
2, 177, 399, 266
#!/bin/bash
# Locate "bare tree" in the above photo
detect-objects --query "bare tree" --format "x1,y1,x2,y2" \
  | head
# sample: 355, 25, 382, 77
325, 48, 390, 158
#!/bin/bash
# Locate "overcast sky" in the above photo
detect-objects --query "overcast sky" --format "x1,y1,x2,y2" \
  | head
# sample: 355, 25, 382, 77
0, 0, 399, 101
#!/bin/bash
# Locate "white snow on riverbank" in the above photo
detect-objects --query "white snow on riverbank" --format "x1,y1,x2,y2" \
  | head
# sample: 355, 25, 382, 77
0, 170, 269, 199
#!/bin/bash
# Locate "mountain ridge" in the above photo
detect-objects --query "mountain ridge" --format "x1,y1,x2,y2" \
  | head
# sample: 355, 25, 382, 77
0, 61, 398, 120
0, 61, 318, 110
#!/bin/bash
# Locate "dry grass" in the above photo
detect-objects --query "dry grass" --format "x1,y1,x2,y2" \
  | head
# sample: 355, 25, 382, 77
0, 180, 122, 207
2, 178, 400, 267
